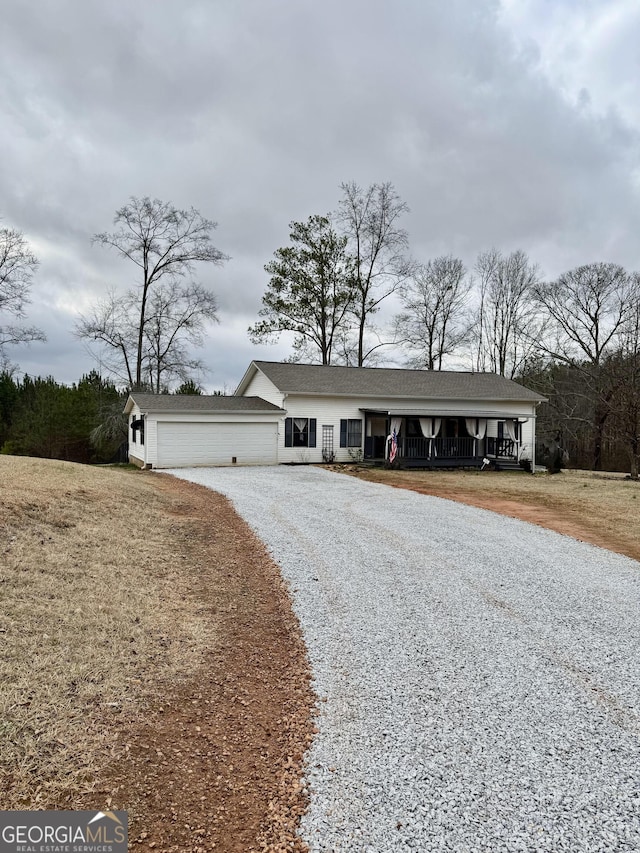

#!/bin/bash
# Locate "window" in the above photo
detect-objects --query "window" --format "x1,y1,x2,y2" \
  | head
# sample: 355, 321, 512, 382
131, 415, 145, 446
340, 419, 363, 448
284, 418, 316, 447
498, 420, 519, 441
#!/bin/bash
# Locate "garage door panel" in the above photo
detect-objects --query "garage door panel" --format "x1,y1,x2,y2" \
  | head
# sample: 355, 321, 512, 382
157, 422, 277, 467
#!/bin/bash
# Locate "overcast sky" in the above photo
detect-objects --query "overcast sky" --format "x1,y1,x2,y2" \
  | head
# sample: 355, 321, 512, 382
2, 0, 639, 391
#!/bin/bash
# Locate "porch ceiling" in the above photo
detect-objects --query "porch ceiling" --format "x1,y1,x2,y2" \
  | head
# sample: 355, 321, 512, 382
362, 408, 530, 420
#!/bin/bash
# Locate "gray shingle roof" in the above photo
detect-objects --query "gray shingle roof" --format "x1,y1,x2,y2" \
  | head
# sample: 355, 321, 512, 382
251, 361, 546, 402
125, 393, 284, 414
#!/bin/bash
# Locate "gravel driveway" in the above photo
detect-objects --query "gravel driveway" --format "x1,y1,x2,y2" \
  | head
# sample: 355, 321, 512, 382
168, 465, 640, 852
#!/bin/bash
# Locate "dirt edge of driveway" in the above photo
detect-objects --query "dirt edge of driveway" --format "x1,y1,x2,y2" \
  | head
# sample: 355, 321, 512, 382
79, 473, 316, 853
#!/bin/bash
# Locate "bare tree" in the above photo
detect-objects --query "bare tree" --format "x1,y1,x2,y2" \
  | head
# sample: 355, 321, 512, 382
395, 255, 471, 370
331, 325, 397, 367
76, 290, 138, 386
77, 282, 218, 392
473, 249, 542, 378
535, 262, 632, 469
534, 262, 630, 366
0, 226, 45, 366
338, 181, 410, 365
142, 281, 218, 392
606, 273, 640, 477
249, 215, 357, 365
81, 197, 227, 390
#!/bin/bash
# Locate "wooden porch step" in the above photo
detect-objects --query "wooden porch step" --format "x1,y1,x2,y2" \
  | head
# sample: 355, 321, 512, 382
494, 459, 526, 472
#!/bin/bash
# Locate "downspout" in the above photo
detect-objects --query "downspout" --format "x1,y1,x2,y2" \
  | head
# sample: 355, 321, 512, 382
280, 393, 288, 462
143, 414, 148, 469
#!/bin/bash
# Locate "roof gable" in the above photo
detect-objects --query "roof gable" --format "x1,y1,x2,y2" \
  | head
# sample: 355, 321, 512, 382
244, 361, 545, 403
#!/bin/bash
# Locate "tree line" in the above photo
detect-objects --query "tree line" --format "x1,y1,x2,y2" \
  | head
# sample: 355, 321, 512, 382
0, 372, 205, 463
1, 188, 639, 474
0, 372, 125, 463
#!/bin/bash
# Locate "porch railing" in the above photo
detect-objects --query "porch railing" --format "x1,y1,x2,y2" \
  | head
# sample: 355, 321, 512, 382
401, 436, 476, 459
382, 434, 518, 461
486, 437, 516, 458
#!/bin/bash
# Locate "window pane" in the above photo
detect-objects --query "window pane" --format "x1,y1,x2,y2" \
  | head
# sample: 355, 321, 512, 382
347, 419, 362, 447
293, 418, 309, 446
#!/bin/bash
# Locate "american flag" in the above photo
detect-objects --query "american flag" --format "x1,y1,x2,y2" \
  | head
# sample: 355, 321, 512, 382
389, 428, 398, 463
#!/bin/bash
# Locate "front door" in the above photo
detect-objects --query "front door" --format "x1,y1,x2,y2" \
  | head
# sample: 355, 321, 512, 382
445, 418, 460, 438
364, 416, 388, 459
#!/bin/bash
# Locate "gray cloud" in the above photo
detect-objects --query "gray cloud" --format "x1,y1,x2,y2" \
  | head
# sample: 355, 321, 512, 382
1, 0, 639, 389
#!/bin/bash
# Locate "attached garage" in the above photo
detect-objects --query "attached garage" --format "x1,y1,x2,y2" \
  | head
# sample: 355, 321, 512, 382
123, 393, 285, 469
156, 421, 278, 468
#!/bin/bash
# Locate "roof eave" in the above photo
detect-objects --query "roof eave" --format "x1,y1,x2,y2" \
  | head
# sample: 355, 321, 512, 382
148, 408, 285, 415
278, 389, 545, 403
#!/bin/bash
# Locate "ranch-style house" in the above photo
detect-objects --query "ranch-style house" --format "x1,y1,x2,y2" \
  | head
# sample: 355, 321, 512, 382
124, 360, 546, 470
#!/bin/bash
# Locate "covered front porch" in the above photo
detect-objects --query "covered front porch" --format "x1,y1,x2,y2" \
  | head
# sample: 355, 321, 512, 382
362, 411, 527, 469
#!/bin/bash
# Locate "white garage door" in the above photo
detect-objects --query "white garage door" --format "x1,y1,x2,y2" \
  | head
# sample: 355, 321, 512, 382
156, 421, 278, 468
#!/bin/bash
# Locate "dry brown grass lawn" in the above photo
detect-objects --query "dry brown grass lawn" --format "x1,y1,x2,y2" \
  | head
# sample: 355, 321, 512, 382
0, 456, 315, 853
345, 466, 640, 564
0, 456, 219, 807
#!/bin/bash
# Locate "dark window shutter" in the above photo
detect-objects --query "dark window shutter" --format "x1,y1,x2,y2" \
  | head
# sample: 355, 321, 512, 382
284, 418, 293, 447
340, 419, 347, 447
309, 419, 317, 447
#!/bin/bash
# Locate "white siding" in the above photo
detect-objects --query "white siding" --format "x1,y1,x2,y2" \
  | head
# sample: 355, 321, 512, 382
278, 395, 539, 464
277, 396, 366, 464
241, 370, 285, 407
485, 416, 536, 460
155, 419, 278, 468
128, 403, 147, 467
520, 418, 536, 462
146, 419, 157, 466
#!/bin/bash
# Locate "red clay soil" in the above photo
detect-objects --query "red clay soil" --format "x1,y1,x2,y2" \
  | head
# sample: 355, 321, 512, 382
79, 474, 316, 853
